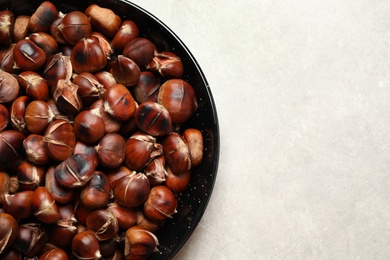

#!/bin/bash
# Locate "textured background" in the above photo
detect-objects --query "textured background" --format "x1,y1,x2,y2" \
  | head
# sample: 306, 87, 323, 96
131, 1, 390, 259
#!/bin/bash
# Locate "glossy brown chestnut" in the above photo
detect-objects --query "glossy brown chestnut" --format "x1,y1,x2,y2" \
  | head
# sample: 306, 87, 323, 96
28, 32, 59, 57
59, 11, 91, 45
8, 175, 19, 194
86, 209, 119, 241
183, 128, 204, 167
106, 165, 132, 191
0, 103, 9, 131
70, 38, 107, 73
0, 172, 9, 205
74, 199, 94, 226
73, 109, 105, 144
99, 238, 118, 257
124, 132, 163, 171
91, 31, 114, 60
0, 44, 18, 74
131, 71, 160, 104
114, 172, 150, 208
94, 70, 117, 89
107, 202, 138, 229
71, 230, 101, 259
165, 167, 191, 195
23, 134, 50, 165
12, 223, 45, 257
28, 1, 58, 33
46, 99, 68, 120
144, 156, 166, 187
46, 222, 77, 248
74, 140, 99, 169
10, 96, 30, 133
54, 154, 95, 188
0, 213, 18, 254
73, 72, 105, 107
13, 15, 30, 42
43, 52, 72, 89
44, 119, 76, 161
50, 14, 67, 44
32, 186, 60, 224
123, 38, 157, 68
45, 166, 76, 204
13, 39, 46, 71
143, 185, 177, 221
39, 248, 68, 260
148, 51, 184, 78
24, 100, 54, 134
16, 161, 45, 191
17, 71, 50, 101
103, 84, 136, 121
135, 101, 172, 137
52, 79, 83, 115
162, 132, 191, 174
3, 190, 33, 220
90, 99, 122, 134
124, 226, 159, 259
111, 55, 140, 87
136, 212, 165, 233
0, 10, 14, 45
111, 20, 139, 53
0, 69, 19, 104
96, 133, 126, 168
0, 130, 25, 170
157, 79, 198, 123
80, 171, 112, 209
85, 4, 121, 38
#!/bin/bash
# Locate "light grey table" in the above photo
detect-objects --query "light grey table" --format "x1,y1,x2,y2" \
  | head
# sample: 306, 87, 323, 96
131, 1, 390, 259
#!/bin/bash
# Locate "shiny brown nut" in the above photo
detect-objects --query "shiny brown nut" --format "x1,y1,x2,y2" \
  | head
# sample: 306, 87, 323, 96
16, 161, 45, 191
44, 119, 76, 161
114, 172, 150, 208
73, 109, 105, 144
124, 131, 163, 171
131, 71, 160, 104
13, 223, 45, 257
135, 101, 172, 137
24, 100, 54, 134
0, 130, 25, 170
39, 248, 68, 260
144, 155, 166, 186
124, 226, 158, 259
107, 202, 138, 229
3, 190, 33, 220
143, 185, 177, 221
50, 13, 67, 45
54, 154, 95, 188
136, 212, 165, 233
17, 71, 50, 101
13, 39, 46, 71
74, 140, 99, 169
10, 96, 30, 133
0, 213, 18, 254
23, 134, 50, 165
96, 133, 126, 168
46, 204, 77, 248
28, 32, 59, 57
32, 186, 60, 224
74, 199, 93, 226
99, 238, 118, 257
94, 70, 117, 89
73, 72, 105, 107
123, 38, 157, 68
85, 4, 121, 38
91, 31, 114, 60
165, 167, 191, 194
183, 128, 204, 167
106, 165, 132, 191
103, 83, 136, 121
0, 44, 18, 74
72, 230, 101, 259
46, 98, 68, 120
70, 38, 107, 73
148, 51, 183, 78
13, 15, 30, 42
0, 172, 9, 205
86, 209, 119, 241
43, 52, 72, 89
111, 55, 140, 87
111, 20, 139, 53
0, 103, 9, 131
90, 99, 122, 134
157, 79, 198, 123
8, 175, 19, 194
162, 132, 191, 174
80, 171, 112, 209
58, 11, 91, 45
45, 166, 76, 204
52, 79, 83, 115
0, 10, 14, 45
0, 69, 19, 104
28, 1, 58, 33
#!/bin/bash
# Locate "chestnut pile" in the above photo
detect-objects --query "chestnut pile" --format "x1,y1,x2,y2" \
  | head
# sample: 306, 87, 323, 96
0, 1, 204, 259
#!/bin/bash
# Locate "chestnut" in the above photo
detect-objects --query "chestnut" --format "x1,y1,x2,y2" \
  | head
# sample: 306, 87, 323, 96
74, 199, 94, 226
165, 167, 191, 195
44, 119, 76, 161
123, 38, 157, 68
3, 190, 33, 220
28, 1, 58, 33
111, 55, 140, 87
43, 52, 72, 89
95, 133, 126, 168
59, 11, 91, 45
16, 161, 45, 191
73, 109, 105, 144
0, 213, 19, 254
24, 100, 54, 133
74, 140, 99, 169
143, 185, 177, 221
124, 131, 163, 171
90, 99, 122, 134
103, 83, 136, 121
23, 134, 50, 165
13, 15, 30, 42
85, 4, 121, 38
136, 212, 165, 233
70, 38, 107, 73
183, 128, 204, 167
0, 130, 25, 170
50, 13, 67, 44
124, 226, 158, 259
45, 166, 76, 204
0, 44, 18, 74
17, 71, 50, 101
12, 223, 45, 257
114, 172, 150, 208
39, 248, 68, 260
94, 70, 117, 90
0, 10, 14, 45
107, 165, 133, 191
73, 72, 105, 107
148, 51, 184, 78
8, 175, 19, 194
80, 171, 112, 209
162, 132, 191, 174
46, 99, 68, 120
107, 203, 138, 229
86, 209, 119, 241
0, 172, 9, 205
0, 103, 9, 132
91, 31, 114, 60
111, 20, 139, 53
46, 222, 77, 248
54, 154, 95, 188
0, 69, 20, 104
144, 156, 166, 186
32, 186, 60, 224
157, 79, 198, 123
134, 101, 172, 137
52, 79, 83, 115
100, 238, 119, 257
131, 71, 160, 104
71, 230, 101, 259
10, 96, 30, 133
13, 39, 46, 71
28, 32, 59, 57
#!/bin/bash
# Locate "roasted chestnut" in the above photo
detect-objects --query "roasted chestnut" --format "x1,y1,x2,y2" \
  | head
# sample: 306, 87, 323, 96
54, 154, 95, 188
0, 69, 20, 104
12, 223, 45, 257
183, 128, 204, 167
164, 167, 191, 195
10, 96, 30, 133
96, 133, 126, 168
23, 134, 50, 165
131, 71, 160, 104
17, 71, 50, 101
70, 38, 107, 73
13, 15, 30, 42
147, 51, 183, 78
114, 172, 150, 208
45, 166, 76, 204
111, 20, 139, 53
144, 156, 166, 187
143, 185, 177, 221
74, 140, 99, 169
24, 100, 54, 134
0, 130, 25, 170
0, 172, 9, 205
43, 52, 72, 89
39, 248, 68, 260
13, 39, 46, 71
111, 55, 140, 87
134, 101, 172, 137
123, 38, 157, 68
32, 186, 60, 224
0, 213, 19, 254
58, 11, 91, 45
73, 109, 105, 144
162, 132, 191, 174
107, 202, 138, 229
44, 119, 76, 161
28, 32, 58, 57
16, 161, 45, 191
85, 4, 121, 38
71, 230, 101, 259
28, 1, 58, 33
3, 190, 33, 220
0, 10, 14, 45
86, 209, 119, 241
73, 72, 105, 107
52, 79, 83, 115
107, 165, 132, 191
0, 103, 9, 132
124, 226, 158, 259
80, 171, 112, 209
103, 83, 136, 121
90, 99, 122, 134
